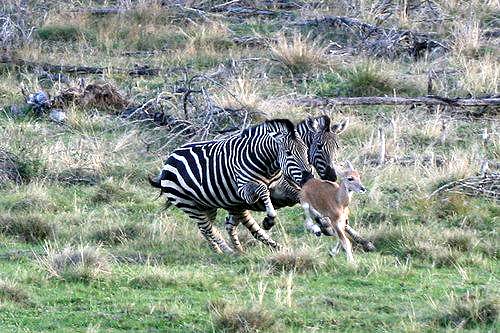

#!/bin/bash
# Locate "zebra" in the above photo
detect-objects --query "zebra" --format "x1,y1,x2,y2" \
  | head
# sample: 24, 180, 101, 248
224, 115, 375, 252
149, 119, 313, 253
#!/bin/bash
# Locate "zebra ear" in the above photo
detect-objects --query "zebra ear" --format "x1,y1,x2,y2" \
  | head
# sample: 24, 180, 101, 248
305, 117, 319, 132
331, 118, 349, 134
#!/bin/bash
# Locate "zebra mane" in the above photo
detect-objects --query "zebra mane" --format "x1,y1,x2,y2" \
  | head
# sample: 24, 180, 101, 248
242, 119, 297, 139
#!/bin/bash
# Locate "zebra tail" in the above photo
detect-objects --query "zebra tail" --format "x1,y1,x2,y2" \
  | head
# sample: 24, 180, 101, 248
148, 174, 169, 205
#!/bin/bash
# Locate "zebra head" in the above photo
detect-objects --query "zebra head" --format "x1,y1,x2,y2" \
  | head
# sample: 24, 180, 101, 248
302, 116, 349, 181
265, 119, 312, 186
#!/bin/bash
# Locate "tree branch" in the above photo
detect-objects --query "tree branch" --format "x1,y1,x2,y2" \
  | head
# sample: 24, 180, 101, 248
290, 96, 500, 108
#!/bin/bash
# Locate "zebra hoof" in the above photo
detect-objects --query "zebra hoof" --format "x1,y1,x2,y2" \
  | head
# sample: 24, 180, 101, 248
363, 241, 376, 252
262, 216, 276, 230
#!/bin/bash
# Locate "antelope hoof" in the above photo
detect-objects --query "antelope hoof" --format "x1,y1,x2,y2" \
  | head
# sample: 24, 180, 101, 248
314, 230, 322, 237
262, 216, 276, 230
363, 241, 376, 252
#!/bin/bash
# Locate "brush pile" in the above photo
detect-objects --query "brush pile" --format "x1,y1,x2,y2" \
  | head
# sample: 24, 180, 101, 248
430, 173, 500, 200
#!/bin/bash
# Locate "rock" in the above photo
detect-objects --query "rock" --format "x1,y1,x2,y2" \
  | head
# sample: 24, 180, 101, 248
49, 109, 67, 123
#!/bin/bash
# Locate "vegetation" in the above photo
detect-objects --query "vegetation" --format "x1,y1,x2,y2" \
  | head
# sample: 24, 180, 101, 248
0, 0, 497, 332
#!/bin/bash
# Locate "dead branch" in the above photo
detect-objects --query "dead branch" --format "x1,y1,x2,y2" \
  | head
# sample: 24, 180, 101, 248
429, 173, 500, 200
291, 96, 500, 108
294, 15, 448, 58
0, 53, 160, 76
71, 7, 125, 15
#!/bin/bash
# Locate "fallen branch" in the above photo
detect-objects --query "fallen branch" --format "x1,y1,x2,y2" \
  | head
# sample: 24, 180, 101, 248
429, 173, 500, 200
295, 15, 448, 58
0, 53, 160, 76
291, 95, 500, 108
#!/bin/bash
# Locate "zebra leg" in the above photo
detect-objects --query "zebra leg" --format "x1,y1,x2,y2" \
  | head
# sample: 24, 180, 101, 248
225, 214, 243, 253
238, 182, 277, 231
190, 211, 234, 254
345, 224, 376, 252
234, 210, 280, 250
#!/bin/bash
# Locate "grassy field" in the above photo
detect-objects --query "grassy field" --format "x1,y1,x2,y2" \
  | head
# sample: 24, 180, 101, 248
0, 1, 498, 332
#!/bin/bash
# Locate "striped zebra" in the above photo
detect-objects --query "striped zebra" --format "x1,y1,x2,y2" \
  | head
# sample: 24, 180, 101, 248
149, 119, 313, 253
224, 115, 375, 252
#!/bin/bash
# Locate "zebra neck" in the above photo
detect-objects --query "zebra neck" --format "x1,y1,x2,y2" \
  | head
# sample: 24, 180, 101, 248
296, 122, 314, 146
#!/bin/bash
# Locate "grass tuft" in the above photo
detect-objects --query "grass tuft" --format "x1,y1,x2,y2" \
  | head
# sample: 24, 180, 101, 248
37, 244, 110, 281
0, 279, 31, 304
208, 300, 277, 333
90, 223, 146, 245
0, 214, 56, 243
266, 247, 321, 273
270, 32, 327, 74
36, 25, 83, 42
434, 290, 498, 328
91, 181, 135, 204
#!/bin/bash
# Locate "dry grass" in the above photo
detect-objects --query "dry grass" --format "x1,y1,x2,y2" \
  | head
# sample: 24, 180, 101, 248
208, 299, 277, 333
213, 76, 268, 120
456, 55, 499, 96
181, 22, 232, 53
37, 243, 110, 281
270, 32, 328, 74
451, 20, 483, 58
266, 246, 323, 273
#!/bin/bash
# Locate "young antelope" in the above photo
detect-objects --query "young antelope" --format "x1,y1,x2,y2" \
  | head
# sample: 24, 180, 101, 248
299, 162, 366, 263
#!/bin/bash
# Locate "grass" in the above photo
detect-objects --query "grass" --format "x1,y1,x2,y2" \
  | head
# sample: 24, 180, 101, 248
270, 32, 328, 75
0, 0, 498, 332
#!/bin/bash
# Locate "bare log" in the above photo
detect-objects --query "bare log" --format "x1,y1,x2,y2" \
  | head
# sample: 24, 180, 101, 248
290, 96, 500, 108
71, 7, 125, 15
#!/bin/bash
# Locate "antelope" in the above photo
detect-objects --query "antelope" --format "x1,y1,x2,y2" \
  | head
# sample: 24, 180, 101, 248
299, 162, 367, 263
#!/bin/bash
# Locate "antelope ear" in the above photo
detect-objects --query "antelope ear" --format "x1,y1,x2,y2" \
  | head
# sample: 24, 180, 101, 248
305, 117, 319, 132
331, 118, 349, 134
345, 160, 354, 171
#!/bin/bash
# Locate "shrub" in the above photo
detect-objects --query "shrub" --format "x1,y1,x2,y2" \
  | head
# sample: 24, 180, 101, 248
0, 214, 56, 243
37, 244, 110, 281
208, 300, 277, 333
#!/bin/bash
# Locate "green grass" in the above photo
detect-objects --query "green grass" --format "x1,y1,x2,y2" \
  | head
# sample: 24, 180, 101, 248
0, 0, 498, 332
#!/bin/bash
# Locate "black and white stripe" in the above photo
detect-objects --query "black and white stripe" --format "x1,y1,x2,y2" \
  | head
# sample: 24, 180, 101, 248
150, 119, 312, 253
